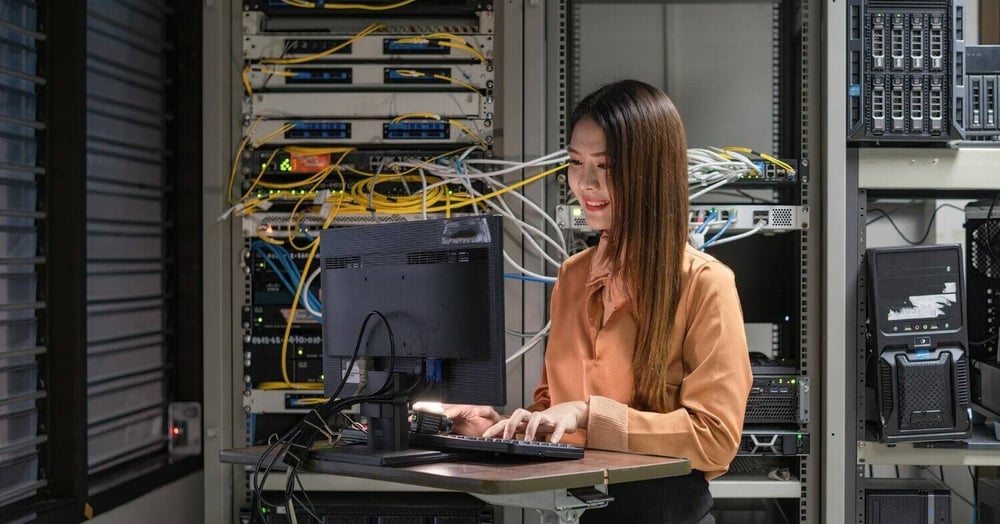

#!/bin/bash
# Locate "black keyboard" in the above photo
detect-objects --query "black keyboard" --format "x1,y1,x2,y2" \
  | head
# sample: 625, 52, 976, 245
409, 433, 584, 460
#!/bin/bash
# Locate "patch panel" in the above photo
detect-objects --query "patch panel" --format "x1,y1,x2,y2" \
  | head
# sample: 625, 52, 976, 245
249, 118, 491, 145
245, 63, 491, 90
243, 33, 494, 62
688, 205, 808, 233
383, 37, 450, 55
248, 91, 489, 119
242, 211, 479, 239
557, 205, 808, 233
284, 67, 352, 85
242, 0, 494, 18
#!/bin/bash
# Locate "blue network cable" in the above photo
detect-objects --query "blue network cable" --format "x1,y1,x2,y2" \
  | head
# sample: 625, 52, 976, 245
251, 240, 322, 316
504, 272, 556, 284
701, 213, 735, 250
695, 210, 718, 234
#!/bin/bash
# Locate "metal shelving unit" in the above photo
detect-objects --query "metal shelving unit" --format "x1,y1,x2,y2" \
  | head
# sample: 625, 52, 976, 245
565, 1, 822, 521
827, 2, 998, 522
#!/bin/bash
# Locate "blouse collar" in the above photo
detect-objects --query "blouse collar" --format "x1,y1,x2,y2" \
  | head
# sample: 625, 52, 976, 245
586, 232, 629, 315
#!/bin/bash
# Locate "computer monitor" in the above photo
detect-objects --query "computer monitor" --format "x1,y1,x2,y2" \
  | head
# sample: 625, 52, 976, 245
317, 215, 506, 465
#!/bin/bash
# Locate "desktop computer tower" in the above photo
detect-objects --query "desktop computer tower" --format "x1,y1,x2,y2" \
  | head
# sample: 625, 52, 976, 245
865, 479, 951, 524
865, 245, 973, 442
964, 201, 1000, 362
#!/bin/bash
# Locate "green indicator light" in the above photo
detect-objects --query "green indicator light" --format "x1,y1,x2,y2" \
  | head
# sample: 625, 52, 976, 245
790, 379, 797, 384
256, 316, 263, 323
797, 434, 802, 439
320, 374, 325, 380
280, 157, 292, 172
297, 348, 304, 356
572, 207, 583, 217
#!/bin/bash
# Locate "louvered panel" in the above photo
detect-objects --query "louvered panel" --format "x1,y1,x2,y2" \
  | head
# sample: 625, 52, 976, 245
86, 149, 163, 189
87, 334, 164, 383
87, 272, 162, 302
85, 0, 169, 476
87, 190, 163, 224
87, 233, 162, 260
0, 0, 44, 507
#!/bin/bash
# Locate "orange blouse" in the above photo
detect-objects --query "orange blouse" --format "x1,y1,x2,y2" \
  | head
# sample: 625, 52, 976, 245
527, 240, 752, 480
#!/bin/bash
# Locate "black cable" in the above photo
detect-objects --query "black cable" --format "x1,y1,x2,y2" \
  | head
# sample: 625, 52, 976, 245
866, 203, 964, 245
970, 466, 979, 522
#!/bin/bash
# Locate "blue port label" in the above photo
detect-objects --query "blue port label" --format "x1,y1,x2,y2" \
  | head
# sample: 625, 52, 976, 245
286, 122, 352, 140
383, 121, 450, 140
286, 67, 352, 84
383, 38, 450, 55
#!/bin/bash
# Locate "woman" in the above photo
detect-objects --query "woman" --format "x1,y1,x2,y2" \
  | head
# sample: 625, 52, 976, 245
447, 79, 752, 524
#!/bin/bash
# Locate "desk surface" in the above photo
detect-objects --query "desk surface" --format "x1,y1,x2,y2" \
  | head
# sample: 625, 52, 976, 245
221, 446, 690, 495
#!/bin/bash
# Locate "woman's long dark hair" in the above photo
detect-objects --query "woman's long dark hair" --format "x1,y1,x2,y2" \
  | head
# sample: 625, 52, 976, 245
569, 79, 688, 412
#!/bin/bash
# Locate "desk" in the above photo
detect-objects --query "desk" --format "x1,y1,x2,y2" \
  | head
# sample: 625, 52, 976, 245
221, 446, 690, 523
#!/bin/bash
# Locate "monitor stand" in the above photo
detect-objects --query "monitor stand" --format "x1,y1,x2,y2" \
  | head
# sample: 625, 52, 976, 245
309, 396, 459, 467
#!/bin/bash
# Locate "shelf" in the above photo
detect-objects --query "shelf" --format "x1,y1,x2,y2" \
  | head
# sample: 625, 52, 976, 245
709, 477, 801, 499
858, 147, 1000, 190
263, 470, 803, 499
262, 471, 449, 492
857, 442, 1000, 466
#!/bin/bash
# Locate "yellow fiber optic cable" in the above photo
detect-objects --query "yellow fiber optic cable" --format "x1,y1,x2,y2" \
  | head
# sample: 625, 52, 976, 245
226, 117, 264, 205
722, 146, 796, 173
391, 112, 441, 123
261, 23, 382, 66
252, 123, 295, 150
422, 162, 567, 213
281, 0, 416, 10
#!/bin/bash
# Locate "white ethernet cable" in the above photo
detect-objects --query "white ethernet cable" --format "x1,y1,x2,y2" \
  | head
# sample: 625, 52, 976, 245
506, 320, 551, 364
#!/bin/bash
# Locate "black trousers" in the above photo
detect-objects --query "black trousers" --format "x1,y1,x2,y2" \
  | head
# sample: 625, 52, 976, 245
579, 470, 714, 524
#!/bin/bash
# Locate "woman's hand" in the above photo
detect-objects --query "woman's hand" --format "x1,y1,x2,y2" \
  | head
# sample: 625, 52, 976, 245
441, 404, 503, 436
483, 401, 588, 443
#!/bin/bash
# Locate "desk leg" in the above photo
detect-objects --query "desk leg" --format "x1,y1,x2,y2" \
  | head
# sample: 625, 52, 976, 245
474, 485, 613, 524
